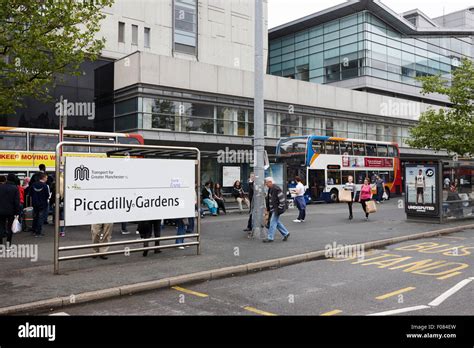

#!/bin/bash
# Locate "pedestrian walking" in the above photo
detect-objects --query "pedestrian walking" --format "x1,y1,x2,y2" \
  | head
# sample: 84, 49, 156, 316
293, 176, 306, 223
137, 220, 162, 257
359, 178, 372, 221
30, 173, 51, 237
91, 223, 113, 259
0, 175, 20, 249
263, 177, 290, 243
213, 183, 227, 215
232, 180, 250, 213
343, 175, 356, 220
375, 175, 384, 203
202, 182, 218, 216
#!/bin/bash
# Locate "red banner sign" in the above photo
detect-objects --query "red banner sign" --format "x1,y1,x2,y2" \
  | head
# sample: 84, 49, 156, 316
364, 157, 393, 168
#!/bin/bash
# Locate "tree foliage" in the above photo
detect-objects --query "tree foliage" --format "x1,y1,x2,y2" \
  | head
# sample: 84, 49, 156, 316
407, 58, 474, 157
0, 0, 114, 114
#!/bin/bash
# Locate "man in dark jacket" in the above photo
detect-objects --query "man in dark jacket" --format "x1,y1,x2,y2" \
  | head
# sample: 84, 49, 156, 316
243, 173, 255, 233
263, 177, 290, 243
0, 175, 20, 247
30, 173, 51, 237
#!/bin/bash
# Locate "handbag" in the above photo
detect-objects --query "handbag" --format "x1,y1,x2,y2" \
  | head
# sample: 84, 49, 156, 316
366, 200, 377, 214
12, 216, 22, 234
339, 189, 352, 203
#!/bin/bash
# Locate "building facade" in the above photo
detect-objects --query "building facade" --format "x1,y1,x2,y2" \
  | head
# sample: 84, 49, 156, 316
268, 1, 473, 105
3, 0, 473, 186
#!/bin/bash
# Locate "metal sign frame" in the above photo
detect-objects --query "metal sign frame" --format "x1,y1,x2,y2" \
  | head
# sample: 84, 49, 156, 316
54, 141, 201, 274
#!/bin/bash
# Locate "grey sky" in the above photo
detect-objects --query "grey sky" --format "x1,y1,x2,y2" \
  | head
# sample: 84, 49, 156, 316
268, 0, 474, 29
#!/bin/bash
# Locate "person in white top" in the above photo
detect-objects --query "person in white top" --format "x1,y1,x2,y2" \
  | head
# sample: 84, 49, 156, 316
415, 169, 425, 204
293, 176, 306, 223
343, 175, 356, 220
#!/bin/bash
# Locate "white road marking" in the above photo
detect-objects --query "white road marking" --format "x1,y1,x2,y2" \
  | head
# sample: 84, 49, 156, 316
368, 305, 430, 316
428, 278, 473, 307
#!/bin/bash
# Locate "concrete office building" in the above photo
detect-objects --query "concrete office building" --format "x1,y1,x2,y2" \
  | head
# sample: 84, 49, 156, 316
3, 0, 474, 184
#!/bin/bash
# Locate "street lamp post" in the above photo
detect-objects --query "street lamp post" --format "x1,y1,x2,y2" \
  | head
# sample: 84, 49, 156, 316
252, 0, 266, 239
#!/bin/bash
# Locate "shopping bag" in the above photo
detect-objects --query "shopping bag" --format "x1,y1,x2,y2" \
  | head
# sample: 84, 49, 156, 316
366, 200, 377, 214
12, 216, 21, 234
339, 189, 352, 203
382, 191, 389, 200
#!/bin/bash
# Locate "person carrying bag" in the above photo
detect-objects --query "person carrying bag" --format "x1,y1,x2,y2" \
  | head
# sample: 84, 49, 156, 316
342, 175, 356, 220
359, 178, 374, 221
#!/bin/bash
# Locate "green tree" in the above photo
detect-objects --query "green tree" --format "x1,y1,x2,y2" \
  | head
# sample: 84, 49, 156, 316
407, 58, 474, 157
0, 0, 114, 114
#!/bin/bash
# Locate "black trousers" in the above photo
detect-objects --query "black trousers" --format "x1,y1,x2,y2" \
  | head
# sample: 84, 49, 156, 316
360, 199, 370, 218
138, 220, 162, 255
347, 192, 354, 217
215, 198, 226, 214
0, 215, 14, 245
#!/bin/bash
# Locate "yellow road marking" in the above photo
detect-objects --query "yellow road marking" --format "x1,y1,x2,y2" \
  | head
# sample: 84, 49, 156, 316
376, 287, 416, 300
244, 306, 277, 316
320, 309, 342, 316
171, 286, 208, 298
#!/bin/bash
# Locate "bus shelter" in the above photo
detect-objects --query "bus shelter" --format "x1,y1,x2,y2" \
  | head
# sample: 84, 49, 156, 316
54, 142, 201, 274
404, 159, 474, 223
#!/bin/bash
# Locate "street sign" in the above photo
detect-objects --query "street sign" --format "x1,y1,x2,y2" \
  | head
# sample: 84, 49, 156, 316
64, 157, 195, 226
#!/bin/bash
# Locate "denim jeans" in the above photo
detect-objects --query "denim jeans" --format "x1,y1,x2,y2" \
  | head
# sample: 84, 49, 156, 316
175, 219, 186, 244
33, 207, 47, 235
294, 196, 306, 221
267, 212, 289, 241
186, 217, 194, 233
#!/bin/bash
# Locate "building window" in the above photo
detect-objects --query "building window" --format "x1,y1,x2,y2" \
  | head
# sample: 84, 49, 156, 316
173, 0, 197, 55
144, 27, 151, 48
118, 22, 125, 43
132, 24, 138, 45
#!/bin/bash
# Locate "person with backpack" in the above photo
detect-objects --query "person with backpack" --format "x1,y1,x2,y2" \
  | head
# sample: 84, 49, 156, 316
30, 173, 51, 237
263, 177, 290, 243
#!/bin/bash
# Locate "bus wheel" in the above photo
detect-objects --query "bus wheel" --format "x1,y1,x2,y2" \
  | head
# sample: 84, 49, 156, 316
384, 187, 391, 200
330, 189, 339, 203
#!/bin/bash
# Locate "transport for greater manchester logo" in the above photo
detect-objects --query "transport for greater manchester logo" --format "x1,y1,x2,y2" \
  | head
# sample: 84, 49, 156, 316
74, 165, 90, 181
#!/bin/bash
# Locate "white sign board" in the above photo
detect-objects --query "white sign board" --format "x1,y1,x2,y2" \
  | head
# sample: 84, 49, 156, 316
64, 157, 195, 226
222, 166, 241, 187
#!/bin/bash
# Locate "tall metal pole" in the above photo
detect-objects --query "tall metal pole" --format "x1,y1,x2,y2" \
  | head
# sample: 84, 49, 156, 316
252, 0, 266, 239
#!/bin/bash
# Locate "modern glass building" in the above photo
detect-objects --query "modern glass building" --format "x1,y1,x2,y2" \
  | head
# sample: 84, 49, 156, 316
268, 2, 473, 105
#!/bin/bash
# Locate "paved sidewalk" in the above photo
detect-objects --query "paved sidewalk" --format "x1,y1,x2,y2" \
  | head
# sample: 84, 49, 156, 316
1, 199, 472, 308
